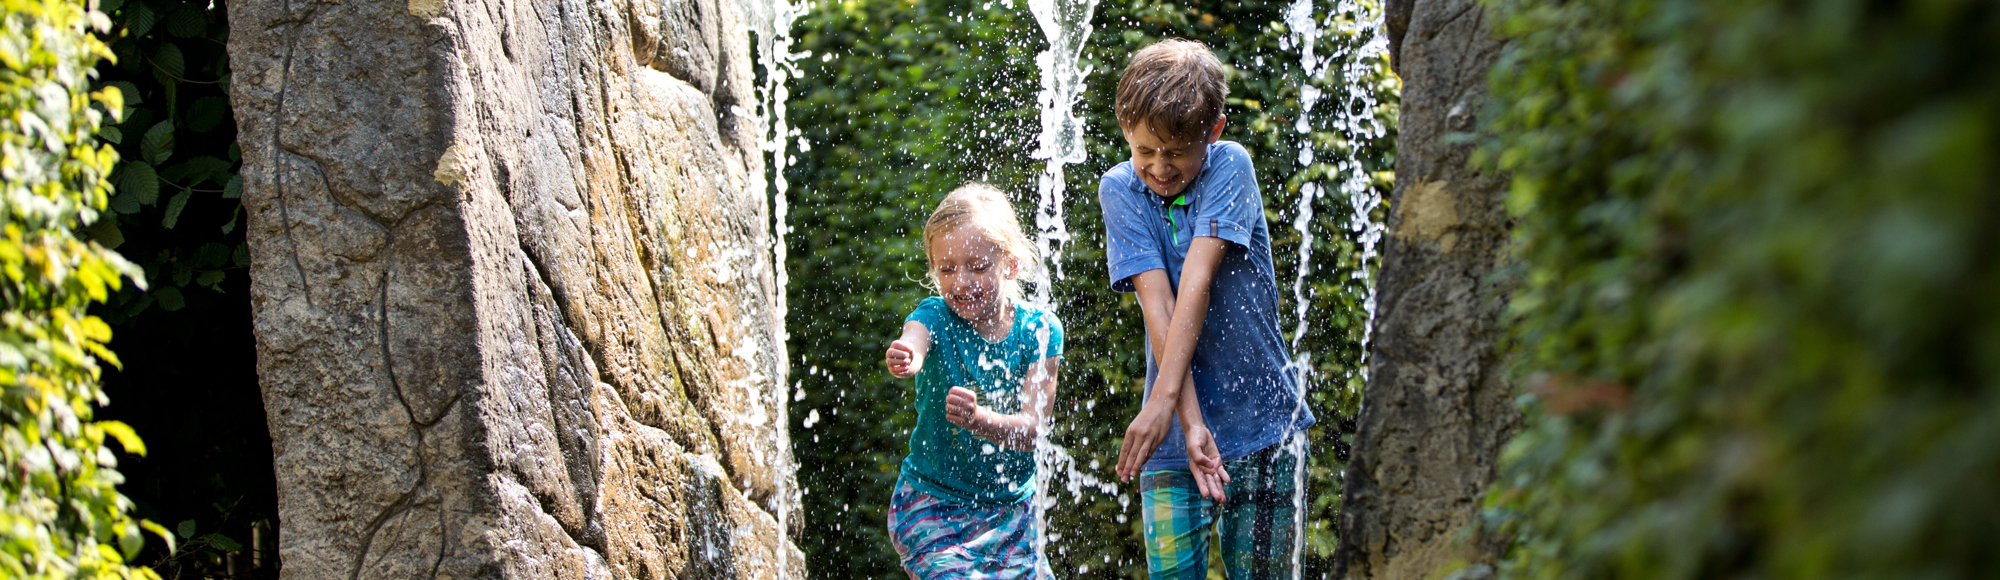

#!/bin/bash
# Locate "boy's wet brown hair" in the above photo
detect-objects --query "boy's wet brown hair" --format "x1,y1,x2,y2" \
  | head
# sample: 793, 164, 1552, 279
1115, 39, 1229, 144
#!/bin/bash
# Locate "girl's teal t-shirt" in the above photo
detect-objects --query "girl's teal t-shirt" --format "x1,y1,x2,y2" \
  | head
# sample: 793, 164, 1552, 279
899, 296, 1064, 506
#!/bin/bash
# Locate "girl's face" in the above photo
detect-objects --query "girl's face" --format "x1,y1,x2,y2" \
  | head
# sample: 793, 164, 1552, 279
930, 226, 1017, 324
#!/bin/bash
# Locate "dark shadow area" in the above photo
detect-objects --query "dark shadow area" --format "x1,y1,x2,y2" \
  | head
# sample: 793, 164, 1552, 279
98, 270, 280, 578
86, 0, 282, 573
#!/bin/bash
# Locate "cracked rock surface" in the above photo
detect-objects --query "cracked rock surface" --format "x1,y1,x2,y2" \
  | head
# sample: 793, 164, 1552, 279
1334, 0, 1520, 578
227, 0, 801, 576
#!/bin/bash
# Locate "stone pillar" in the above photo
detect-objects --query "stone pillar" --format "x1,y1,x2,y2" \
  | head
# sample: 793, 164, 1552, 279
227, 0, 801, 575
1334, 0, 1519, 578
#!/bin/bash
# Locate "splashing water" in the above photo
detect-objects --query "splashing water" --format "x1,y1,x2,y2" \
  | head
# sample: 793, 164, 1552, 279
1025, 0, 1099, 575
1026, 0, 1097, 305
750, 0, 806, 575
1281, 0, 1390, 575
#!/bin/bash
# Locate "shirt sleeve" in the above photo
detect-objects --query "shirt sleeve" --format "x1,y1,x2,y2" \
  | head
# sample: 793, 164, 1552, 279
1187, 142, 1261, 249
1099, 165, 1166, 293
906, 296, 950, 333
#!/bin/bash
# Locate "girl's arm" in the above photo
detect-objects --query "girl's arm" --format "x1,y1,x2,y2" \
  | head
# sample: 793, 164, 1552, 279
944, 355, 1059, 451
886, 321, 932, 379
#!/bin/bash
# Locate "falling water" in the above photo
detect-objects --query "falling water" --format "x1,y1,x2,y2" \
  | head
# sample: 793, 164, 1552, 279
1025, 0, 1100, 575
750, 0, 806, 575
1025, 0, 1098, 306
1280, 0, 1390, 575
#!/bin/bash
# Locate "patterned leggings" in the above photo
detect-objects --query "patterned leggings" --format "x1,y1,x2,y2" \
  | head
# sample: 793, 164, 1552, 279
887, 479, 1047, 580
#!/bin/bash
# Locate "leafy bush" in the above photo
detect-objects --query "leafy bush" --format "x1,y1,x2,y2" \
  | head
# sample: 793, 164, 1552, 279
89, 0, 247, 321
0, 1, 165, 577
1481, 0, 1999, 577
82, 0, 278, 575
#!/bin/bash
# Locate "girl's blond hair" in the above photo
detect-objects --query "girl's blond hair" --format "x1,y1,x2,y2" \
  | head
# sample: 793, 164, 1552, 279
923, 183, 1041, 299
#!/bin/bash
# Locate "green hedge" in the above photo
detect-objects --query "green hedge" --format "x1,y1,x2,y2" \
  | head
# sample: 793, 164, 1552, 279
0, 1, 163, 577
1482, 0, 1998, 577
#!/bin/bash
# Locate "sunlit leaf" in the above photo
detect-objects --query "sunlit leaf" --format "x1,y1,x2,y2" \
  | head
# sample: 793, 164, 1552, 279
96, 421, 146, 457
141, 520, 177, 555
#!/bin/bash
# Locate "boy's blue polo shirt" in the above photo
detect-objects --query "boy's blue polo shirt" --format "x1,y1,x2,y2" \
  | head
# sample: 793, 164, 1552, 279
1097, 141, 1314, 471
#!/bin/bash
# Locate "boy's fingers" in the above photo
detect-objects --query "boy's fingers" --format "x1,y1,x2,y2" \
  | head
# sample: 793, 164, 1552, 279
1116, 434, 1151, 480
1115, 440, 1135, 479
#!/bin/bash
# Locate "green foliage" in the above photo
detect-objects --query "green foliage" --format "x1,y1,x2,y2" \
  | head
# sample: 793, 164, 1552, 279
0, 1, 165, 577
83, 0, 276, 575
90, 0, 246, 321
786, 0, 1394, 576
1480, 0, 1999, 577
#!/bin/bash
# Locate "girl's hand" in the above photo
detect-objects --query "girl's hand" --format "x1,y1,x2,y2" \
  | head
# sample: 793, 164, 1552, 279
944, 387, 985, 429
886, 339, 924, 378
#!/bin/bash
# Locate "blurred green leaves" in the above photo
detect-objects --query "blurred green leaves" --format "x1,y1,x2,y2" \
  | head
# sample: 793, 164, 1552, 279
1479, 0, 2000, 577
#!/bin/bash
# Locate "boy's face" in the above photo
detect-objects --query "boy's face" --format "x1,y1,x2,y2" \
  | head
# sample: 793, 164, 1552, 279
1121, 117, 1224, 199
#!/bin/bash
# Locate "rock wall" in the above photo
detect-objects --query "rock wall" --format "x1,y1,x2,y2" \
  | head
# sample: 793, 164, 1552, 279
226, 0, 802, 575
1334, 0, 1519, 578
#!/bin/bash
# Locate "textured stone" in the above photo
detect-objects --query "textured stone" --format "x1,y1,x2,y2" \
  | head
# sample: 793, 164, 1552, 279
227, 0, 801, 575
1334, 0, 1520, 578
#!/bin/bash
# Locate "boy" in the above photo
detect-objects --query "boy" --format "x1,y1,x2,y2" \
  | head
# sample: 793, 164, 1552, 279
1098, 39, 1313, 579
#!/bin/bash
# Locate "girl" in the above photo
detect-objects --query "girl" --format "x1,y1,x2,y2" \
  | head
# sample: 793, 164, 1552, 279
882, 184, 1062, 580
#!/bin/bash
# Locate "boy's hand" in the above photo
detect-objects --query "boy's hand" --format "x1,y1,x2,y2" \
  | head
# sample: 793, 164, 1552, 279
944, 387, 985, 429
1116, 400, 1174, 481
886, 339, 924, 378
1184, 424, 1230, 503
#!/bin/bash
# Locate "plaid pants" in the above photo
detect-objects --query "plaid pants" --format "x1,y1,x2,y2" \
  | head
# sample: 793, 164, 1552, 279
1140, 443, 1304, 580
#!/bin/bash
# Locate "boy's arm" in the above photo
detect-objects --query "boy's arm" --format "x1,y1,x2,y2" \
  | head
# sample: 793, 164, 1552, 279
1159, 237, 1231, 501
1115, 239, 1233, 501
886, 321, 932, 379
1114, 269, 1192, 478
945, 356, 1059, 451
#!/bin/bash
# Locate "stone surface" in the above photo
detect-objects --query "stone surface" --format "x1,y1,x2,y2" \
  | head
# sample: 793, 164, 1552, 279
227, 0, 800, 575
1334, 0, 1520, 578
